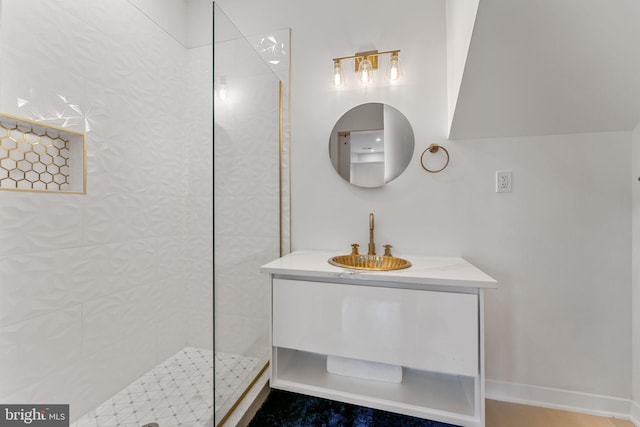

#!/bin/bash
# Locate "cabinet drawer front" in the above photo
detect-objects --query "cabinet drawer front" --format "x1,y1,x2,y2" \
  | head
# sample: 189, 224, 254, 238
272, 279, 478, 377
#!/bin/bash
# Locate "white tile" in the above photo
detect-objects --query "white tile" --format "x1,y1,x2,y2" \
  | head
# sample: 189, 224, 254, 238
72, 418, 98, 427
156, 313, 188, 363
152, 237, 188, 284
0, 306, 82, 397
186, 196, 213, 236
214, 352, 266, 425
65, 244, 132, 302
0, 249, 75, 326
82, 285, 155, 357
188, 310, 214, 351
74, 347, 214, 427
0, 193, 83, 256
77, 334, 157, 414
82, 193, 131, 244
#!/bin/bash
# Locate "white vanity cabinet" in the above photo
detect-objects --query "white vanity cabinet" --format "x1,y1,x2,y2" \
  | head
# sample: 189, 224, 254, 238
261, 251, 497, 427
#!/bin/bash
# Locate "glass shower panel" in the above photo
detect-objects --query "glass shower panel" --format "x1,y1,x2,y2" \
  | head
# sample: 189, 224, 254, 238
0, 1, 214, 425
214, 4, 281, 425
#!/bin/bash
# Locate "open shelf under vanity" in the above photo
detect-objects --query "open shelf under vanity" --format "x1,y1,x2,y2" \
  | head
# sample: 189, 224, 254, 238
272, 347, 479, 426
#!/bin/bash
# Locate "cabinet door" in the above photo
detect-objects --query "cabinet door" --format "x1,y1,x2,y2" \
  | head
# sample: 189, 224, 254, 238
272, 279, 478, 377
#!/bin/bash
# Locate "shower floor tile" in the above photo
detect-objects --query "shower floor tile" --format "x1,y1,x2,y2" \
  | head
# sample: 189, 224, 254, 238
72, 346, 213, 427
214, 352, 265, 425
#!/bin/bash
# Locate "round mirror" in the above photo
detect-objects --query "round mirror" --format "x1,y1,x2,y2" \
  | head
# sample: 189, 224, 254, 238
328, 103, 414, 188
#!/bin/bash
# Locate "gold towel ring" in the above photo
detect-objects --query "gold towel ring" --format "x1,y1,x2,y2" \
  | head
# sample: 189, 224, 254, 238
420, 143, 449, 173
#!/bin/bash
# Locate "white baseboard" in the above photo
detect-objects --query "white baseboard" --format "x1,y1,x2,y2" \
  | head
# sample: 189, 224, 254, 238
486, 380, 632, 421
630, 399, 640, 427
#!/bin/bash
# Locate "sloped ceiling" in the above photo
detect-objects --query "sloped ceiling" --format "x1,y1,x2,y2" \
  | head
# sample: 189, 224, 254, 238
449, 0, 640, 139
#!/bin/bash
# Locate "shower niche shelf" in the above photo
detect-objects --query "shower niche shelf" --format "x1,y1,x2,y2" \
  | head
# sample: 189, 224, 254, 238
0, 113, 86, 194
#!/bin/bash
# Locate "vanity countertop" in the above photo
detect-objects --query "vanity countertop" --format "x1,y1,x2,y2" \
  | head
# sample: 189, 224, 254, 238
261, 250, 497, 289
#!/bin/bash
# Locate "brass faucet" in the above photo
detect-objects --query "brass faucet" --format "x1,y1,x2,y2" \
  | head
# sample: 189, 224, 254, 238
351, 213, 393, 257
368, 213, 375, 255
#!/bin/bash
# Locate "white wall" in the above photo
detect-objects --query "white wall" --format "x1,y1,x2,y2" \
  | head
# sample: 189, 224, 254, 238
128, 0, 188, 46
458, 133, 631, 404
445, 0, 479, 134
632, 123, 640, 422
127, 0, 212, 49
0, 0, 210, 420
186, 0, 214, 48
218, 0, 633, 411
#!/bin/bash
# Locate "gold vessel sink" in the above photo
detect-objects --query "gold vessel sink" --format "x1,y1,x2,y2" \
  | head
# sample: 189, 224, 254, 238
329, 254, 412, 271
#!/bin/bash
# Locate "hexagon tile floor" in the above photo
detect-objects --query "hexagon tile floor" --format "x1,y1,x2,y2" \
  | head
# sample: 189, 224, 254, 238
71, 347, 213, 427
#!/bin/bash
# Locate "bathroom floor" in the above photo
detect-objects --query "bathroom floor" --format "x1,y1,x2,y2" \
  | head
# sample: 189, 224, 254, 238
485, 400, 634, 427
71, 347, 213, 427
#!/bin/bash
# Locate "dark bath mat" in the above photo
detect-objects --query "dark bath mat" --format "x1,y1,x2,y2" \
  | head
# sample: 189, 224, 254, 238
247, 389, 461, 427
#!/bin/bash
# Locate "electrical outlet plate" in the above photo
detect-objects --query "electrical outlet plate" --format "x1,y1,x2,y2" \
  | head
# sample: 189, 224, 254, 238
496, 170, 512, 193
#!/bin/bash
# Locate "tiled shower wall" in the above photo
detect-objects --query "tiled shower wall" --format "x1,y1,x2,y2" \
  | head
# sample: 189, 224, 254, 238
186, 45, 214, 350
0, 0, 211, 421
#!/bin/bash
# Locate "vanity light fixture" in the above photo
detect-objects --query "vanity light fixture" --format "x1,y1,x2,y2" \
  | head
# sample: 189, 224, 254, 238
218, 82, 227, 101
215, 77, 228, 102
389, 51, 400, 81
332, 59, 345, 88
358, 57, 374, 86
332, 49, 401, 88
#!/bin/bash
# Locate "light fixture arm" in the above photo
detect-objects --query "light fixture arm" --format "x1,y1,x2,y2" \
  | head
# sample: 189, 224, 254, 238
332, 49, 401, 72
332, 49, 401, 63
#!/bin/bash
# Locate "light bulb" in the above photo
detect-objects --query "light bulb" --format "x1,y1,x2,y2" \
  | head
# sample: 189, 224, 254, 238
218, 83, 227, 101
216, 77, 228, 102
332, 59, 344, 88
358, 58, 374, 86
389, 53, 400, 81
